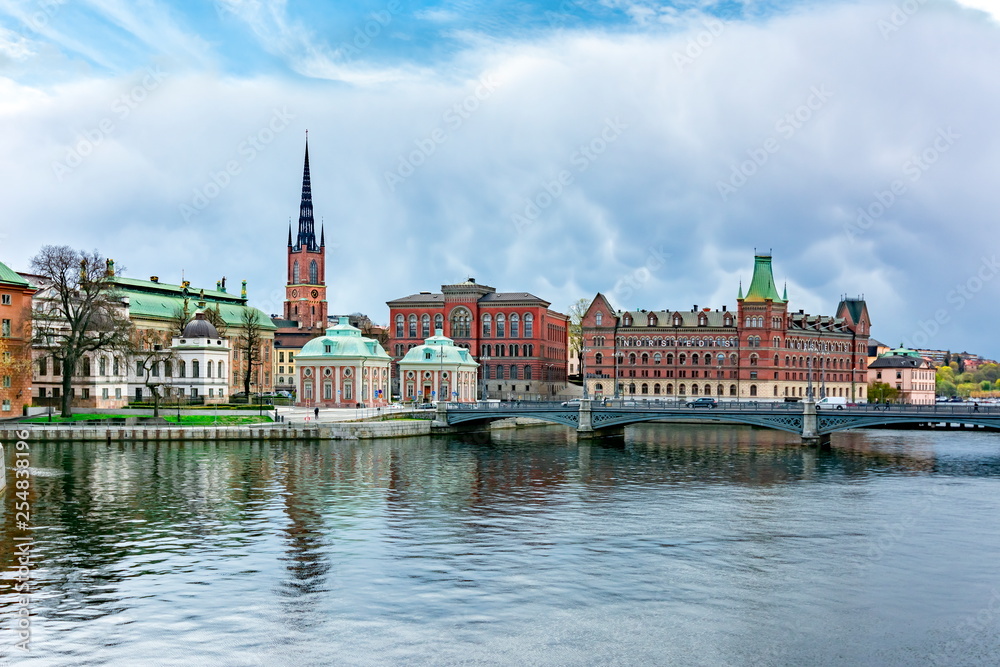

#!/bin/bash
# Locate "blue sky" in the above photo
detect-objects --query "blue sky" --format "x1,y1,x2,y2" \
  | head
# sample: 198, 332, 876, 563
1, 0, 999, 358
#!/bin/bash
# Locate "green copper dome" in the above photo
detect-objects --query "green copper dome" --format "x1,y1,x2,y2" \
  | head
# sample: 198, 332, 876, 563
742, 253, 785, 303
400, 329, 479, 367
298, 317, 390, 359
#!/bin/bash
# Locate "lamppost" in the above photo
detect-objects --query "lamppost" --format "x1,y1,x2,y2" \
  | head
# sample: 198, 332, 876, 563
580, 346, 589, 400
717, 352, 725, 403
820, 342, 827, 399
806, 342, 816, 400
480, 351, 490, 400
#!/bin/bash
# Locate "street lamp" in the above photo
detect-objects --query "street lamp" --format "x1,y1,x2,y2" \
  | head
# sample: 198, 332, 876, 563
580, 346, 589, 400
717, 352, 725, 403
806, 342, 816, 400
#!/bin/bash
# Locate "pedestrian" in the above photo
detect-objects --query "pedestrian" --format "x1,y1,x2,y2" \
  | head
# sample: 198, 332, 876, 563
973, 401, 980, 413
314, 406, 319, 420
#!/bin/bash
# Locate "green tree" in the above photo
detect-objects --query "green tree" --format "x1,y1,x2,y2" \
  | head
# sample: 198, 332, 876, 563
936, 379, 957, 397
869, 382, 900, 403
956, 382, 976, 398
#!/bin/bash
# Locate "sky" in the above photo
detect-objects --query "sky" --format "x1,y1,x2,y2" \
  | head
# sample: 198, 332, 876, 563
0, 0, 998, 358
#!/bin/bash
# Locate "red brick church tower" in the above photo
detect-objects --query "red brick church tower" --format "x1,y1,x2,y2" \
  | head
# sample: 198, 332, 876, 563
283, 133, 327, 330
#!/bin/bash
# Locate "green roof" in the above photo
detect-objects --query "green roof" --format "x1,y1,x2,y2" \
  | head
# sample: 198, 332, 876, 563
399, 329, 479, 368
882, 346, 923, 359
298, 317, 390, 359
742, 254, 785, 303
0, 261, 30, 288
112, 277, 275, 330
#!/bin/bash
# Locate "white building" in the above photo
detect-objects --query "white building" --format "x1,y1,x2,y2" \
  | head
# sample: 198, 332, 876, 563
163, 312, 230, 403
295, 317, 391, 407
398, 329, 479, 403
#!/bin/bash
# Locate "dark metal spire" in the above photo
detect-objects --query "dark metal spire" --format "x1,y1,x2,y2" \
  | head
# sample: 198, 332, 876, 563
294, 131, 318, 252
320, 220, 325, 247
287, 220, 292, 246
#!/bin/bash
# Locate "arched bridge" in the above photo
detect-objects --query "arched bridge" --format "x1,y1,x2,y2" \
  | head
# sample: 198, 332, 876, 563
441, 400, 1000, 444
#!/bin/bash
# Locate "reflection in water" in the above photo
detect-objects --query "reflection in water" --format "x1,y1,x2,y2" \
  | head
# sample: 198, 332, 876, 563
1, 425, 1000, 665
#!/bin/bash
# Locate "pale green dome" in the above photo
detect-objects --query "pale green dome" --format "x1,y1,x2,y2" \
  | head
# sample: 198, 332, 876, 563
400, 329, 479, 367
298, 317, 391, 360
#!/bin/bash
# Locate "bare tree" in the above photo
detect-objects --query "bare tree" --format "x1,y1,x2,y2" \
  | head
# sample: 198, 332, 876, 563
170, 298, 193, 336
0, 333, 33, 413
238, 308, 263, 397
131, 328, 177, 418
567, 297, 590, 358
203, 303, 228, 338
30, 246, 134, 417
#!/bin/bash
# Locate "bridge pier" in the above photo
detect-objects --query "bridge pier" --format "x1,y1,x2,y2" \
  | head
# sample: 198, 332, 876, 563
800, 400, 831, 448
576, 400, 624, 440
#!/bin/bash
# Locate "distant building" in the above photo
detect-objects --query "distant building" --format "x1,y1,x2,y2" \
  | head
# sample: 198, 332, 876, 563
170, 311, 231, 403
295, 317, 391, 407
0, 260, 36, 417
387, 279, 569, 400
580, 252, 871, 401
397, 329, 480, 403
868, 346, 935, 405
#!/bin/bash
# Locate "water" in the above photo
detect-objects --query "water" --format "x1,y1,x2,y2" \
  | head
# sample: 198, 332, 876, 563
3, 424, 1000, 665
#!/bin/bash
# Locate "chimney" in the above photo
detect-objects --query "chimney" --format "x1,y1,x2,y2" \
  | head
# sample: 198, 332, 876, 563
722, 306, 727, 312
150, 276, 159, 283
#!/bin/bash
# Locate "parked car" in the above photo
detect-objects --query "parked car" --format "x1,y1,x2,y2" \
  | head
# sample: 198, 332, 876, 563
561, 399, 581, 407
686, 397, 718, 408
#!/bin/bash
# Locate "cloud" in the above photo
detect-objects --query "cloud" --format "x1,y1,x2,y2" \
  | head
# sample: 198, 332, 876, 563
1, 1, 999, 359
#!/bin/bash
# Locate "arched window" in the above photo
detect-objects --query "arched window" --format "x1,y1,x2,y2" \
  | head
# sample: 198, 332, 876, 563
510, 364, 518, 379
292, 261, 300, 284
482, 314, 492, 337
178, 360, 186, 378
692, 353, 700, 365
666, 354, 674, 364
484, 365, 492, 379
496, 314, 506, 338
207, 360, 214, 378
524, 313, 533, 338
730, 384, 737, 396
595, 352, 604, 365
309, 260, 318, 285
750, 384, 757, 397
704, 384, 711, 395
628, 382, 636, 395
450, 308, 471, 338
641, 383, 648, 395
774, 386, 779, 397
524, 365, 532, 379
667, 383, 674, 395
510, 313, 519, 338
408, 314, 417, 338
421, 314, 431, 338
434, 313, 443, 333
509, 345, 517, 357
750, 354, 758, 366
629, 353, 637, 365
595, 312, 603, 325
717, 384, 723, 396
218, 362, 224, 378
654, 352, 661, 364
679, 354, 686, 365
730, 353, 737, 365
691, 384, 699, 395
396, 314, 404, 338
496, 365, 504, 380
774, 354, 779, 366
192, 360, 200, 378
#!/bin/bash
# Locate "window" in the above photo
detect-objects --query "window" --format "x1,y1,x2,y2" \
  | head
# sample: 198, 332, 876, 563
496, 314, 506, 338
524, 313, 533, 338
524, 365, 532, 379
178, 360, 186, 378
510, 364, 518, 380
152, 362, 160, 377
510, 314, 519, 338
0, 294, 9, 305
207, 360, 214, 378
1, 319, 9, 337
450, 308, 471, 338
482, 314, 492, 337
292, 261, 300, 284
408, 314, 417, 338
421, 314, 430, 338
1, 375, 9, 388
309, 260, 318, 285
595, 352, 603, 365
102, 388, 109, 399
38, 357, 47, 376
165, 360, 172, 377
395, 315, 404, 338
496, 365, 504, 380
1, 399, 9, 412
434, 313, 443, 333
135, 360, 143, 376
192, 360, 200, 378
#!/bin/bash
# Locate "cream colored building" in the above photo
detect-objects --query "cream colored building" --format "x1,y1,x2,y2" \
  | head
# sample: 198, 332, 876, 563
867, 346, 936, 405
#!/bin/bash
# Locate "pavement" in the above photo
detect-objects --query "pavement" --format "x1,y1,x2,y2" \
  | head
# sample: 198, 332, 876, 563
275, 404, 418, 424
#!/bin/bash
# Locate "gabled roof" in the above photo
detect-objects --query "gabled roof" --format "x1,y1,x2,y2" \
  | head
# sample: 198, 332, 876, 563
0, 261, 31, 288
618, 309, 736, 328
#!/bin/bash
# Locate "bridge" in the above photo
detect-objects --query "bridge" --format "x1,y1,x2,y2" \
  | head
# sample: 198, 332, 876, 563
438, 399, 1000, 445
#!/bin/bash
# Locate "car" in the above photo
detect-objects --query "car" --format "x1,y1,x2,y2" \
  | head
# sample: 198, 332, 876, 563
561, 399, 581, 407
686, 397, 718, 408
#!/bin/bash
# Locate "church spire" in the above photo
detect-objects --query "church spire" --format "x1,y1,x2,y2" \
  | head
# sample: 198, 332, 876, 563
320, 220, 325, 247
294, 131, 318, 252
287, 220, 292, 246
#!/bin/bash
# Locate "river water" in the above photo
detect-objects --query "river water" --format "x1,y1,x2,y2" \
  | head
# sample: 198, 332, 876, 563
2, 424, 1000, 666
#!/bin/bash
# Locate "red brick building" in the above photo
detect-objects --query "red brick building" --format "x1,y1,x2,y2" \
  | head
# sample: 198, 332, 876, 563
387, 279, 569, 399
0, 260, 36, 417
580, 253, 871, 402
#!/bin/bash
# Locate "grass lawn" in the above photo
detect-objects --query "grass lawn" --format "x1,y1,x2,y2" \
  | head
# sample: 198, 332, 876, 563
21, 414, 272, 425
